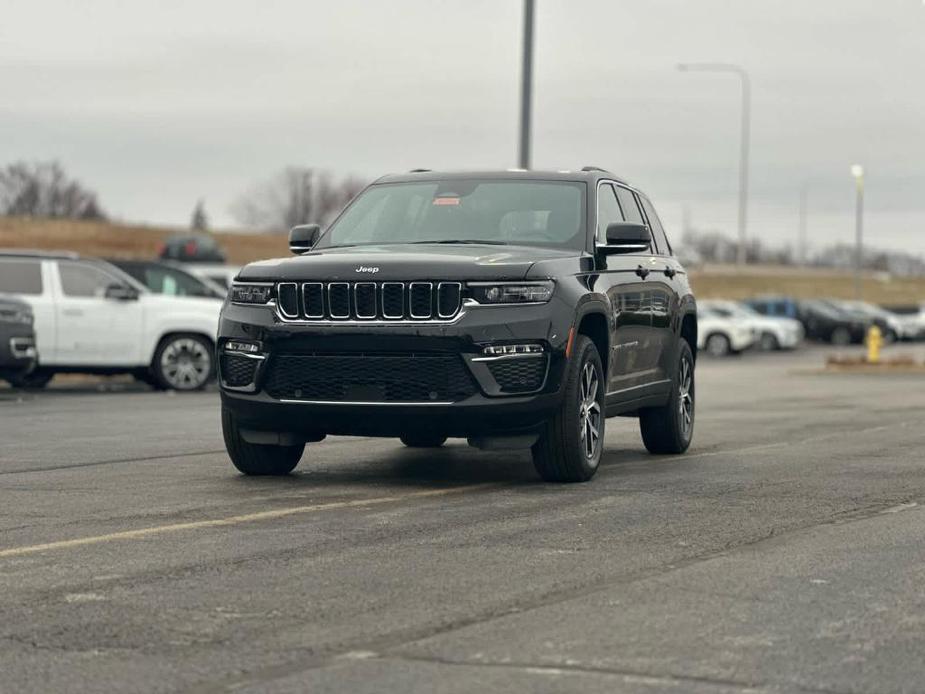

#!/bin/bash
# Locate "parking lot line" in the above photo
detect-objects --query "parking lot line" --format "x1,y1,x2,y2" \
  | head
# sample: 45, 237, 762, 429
0, 483, 497, 559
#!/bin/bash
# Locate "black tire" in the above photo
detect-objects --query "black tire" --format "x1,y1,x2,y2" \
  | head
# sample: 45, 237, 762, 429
7, 369, 54, 390
639, 340, 695, 455
531, 335, 604, 483
759, 331, 779, 351
400, 433, 448, 448
132, 369, 158, 388
151, 333, 214, 391
222, 408, 304, 476
704, 332, 730, 357
830, 326, 851, 346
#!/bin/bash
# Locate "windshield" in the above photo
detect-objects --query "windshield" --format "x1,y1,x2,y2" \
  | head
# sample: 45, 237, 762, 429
315, 179, 587, 251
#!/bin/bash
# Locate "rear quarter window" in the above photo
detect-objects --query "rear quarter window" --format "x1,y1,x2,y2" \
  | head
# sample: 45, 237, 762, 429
0, 259, 43, 295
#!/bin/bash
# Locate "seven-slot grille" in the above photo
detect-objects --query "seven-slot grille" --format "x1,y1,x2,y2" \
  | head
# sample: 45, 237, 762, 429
276, 281, 462, 321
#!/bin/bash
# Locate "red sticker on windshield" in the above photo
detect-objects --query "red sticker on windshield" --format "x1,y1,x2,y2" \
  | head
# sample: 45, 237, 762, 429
433, 196, 460, 206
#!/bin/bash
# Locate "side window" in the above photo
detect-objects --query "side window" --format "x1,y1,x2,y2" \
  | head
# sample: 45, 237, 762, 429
0, 259, 43, 295
596, 183, 623, 242
639, 196, 672, 256
614, 186, 644, 224
59, 262, 120, 298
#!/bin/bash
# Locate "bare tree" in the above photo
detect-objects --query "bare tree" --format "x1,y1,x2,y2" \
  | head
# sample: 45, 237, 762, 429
190, 199, 209, 231
231, 167, 366, 231
0, 161, 106, 220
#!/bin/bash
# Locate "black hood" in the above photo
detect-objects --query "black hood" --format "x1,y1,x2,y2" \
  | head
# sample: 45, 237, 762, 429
236, 243, 582, 282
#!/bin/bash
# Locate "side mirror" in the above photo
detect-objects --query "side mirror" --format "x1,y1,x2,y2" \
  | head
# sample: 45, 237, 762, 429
599, 222, 651, 255
289, 224, 321, 254
104, 284, 139, 301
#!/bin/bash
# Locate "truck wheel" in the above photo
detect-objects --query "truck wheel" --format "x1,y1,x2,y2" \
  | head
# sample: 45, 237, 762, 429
531, 335, 604, 483
152, 334, 214, 391
759, 331, 779, 351
400, 433, 447, 448
704, 333, 730, 357
222, 408, 303, 476
7, 369, 54, 390
639, 340, 695, 454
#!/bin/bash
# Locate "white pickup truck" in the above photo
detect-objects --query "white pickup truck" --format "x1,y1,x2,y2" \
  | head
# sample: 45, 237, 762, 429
0, 251, 222, 390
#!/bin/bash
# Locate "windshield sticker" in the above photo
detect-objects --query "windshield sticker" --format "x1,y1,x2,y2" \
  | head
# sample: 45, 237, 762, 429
433, 196, 461, 206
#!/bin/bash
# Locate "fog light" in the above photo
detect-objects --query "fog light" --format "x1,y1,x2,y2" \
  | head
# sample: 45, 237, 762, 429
482, 343, 544, 356
226, 340, 261, 354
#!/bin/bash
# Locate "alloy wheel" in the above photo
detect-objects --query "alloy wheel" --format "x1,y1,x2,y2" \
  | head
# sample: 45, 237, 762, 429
578, 361, 602, 460
678, 355, 694, 439
160, 338, 211, 390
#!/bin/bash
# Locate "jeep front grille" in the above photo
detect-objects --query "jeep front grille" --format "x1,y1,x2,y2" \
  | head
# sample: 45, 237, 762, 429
277, 281, 462, 321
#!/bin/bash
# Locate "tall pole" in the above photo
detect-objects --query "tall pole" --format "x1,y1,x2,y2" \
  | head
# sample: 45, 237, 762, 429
518, 0, 535, 170
852, 165, 865, 300
677, 63, 751, 265
798, 185, 808, 265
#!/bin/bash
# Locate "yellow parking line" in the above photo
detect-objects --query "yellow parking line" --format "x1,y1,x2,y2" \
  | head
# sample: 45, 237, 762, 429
0, 484, 496, 559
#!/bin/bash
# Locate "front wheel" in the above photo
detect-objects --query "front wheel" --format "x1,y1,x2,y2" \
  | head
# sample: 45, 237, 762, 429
639, 340, 695, 455
222, 408, 304, 475
6, 369, 54, 390
704, 333, 731, 357
759, 331, 780, 351
531, 335, 604, 483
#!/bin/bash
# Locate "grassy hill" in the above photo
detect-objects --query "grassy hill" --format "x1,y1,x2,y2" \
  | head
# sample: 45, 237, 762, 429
3, 218, 924, 305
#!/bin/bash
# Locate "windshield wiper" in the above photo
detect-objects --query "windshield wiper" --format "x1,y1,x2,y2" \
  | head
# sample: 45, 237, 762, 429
407, 239, 508, 245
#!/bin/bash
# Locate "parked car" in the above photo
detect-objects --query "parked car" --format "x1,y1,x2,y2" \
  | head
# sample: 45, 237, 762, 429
108, 259, 226, 299
697, 304, 756, 356
883, 304, 925, 341
217, 168, 698, 481
746, 296, 869, 345
0, 294, 38, 386
159, 233, 226, 264
184, 264, 242, 291
828, 300, 907, 342
0, 250, 221, 390
699, 300, 802, 351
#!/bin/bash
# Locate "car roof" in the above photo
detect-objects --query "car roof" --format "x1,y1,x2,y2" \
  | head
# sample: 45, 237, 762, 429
373, 168, 634, 188
0, 249, 80, 260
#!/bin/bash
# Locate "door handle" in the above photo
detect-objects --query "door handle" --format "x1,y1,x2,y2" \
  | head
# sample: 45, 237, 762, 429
635, 265, 650, 279
663, 266, 677, 278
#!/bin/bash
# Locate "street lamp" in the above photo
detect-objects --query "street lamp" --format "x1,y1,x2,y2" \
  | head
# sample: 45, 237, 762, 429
518, 0, 535, 170
677, 63, 751, 266
851, 164, 865, 300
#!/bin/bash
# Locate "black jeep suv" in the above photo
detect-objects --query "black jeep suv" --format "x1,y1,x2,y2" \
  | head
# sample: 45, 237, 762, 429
218, 169, 697, 482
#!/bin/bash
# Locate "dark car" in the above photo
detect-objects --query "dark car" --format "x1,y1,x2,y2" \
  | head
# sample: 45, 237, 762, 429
158, 233, 226, 264
108, 259, 225, 299
0, 295, 38, 386
746, 296, 869, 345
217, 168, 698, 483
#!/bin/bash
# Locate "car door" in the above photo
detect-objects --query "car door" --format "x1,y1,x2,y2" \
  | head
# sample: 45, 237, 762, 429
637, 193, 683, 384
0, 257, 57, 363
52, 260, 145, 366
593, 182, 653, 395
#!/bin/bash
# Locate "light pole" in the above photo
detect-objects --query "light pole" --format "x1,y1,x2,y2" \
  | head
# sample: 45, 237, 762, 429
798, 184, 808, 266
677, 63, 751, 266
851, 164, 864, 300
518, 0, 535, 170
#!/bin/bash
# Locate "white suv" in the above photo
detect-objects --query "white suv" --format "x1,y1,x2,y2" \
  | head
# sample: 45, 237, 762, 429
0, 251, 222, 390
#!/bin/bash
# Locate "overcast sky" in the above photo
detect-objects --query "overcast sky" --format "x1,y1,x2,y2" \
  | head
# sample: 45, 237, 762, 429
3, 0, 924, 255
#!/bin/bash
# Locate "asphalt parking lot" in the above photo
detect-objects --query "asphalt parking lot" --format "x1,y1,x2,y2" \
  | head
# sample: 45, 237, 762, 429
2, 346, 925, 694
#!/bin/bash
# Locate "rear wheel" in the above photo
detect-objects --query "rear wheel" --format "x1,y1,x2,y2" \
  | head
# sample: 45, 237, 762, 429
400, 433, 447, 448
639, 340, 695, 455
531, 335, 604, 483
705, 333, 730, 357
222, 408, 304, 476
152, 333, 214, 391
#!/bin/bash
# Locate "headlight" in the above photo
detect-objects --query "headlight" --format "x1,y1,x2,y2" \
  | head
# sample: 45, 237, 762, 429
229, 283, 273, 304
468, 281, 554, 305
0, 309, 32, 325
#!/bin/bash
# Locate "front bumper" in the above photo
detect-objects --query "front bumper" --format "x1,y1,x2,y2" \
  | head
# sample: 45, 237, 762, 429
217, 300, 572, 438
0, 329, 37, 376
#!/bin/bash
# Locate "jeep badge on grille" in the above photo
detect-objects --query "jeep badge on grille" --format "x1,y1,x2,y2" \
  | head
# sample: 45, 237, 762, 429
355, 266, 379, 274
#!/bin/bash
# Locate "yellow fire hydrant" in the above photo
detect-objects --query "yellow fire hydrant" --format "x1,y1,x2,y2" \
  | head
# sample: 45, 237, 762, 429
866, 324, 882, 364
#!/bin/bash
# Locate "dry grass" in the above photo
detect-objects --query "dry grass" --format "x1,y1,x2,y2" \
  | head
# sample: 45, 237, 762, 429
3, 217, 924, 305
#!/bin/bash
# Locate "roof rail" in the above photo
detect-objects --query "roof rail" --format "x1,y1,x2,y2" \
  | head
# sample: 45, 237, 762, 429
408, 168, 431, 173
581, 166, 610, 173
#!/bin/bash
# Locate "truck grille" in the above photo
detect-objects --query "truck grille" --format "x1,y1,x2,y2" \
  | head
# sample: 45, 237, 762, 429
264, 352, 477, 402
277, 282, 462, 321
